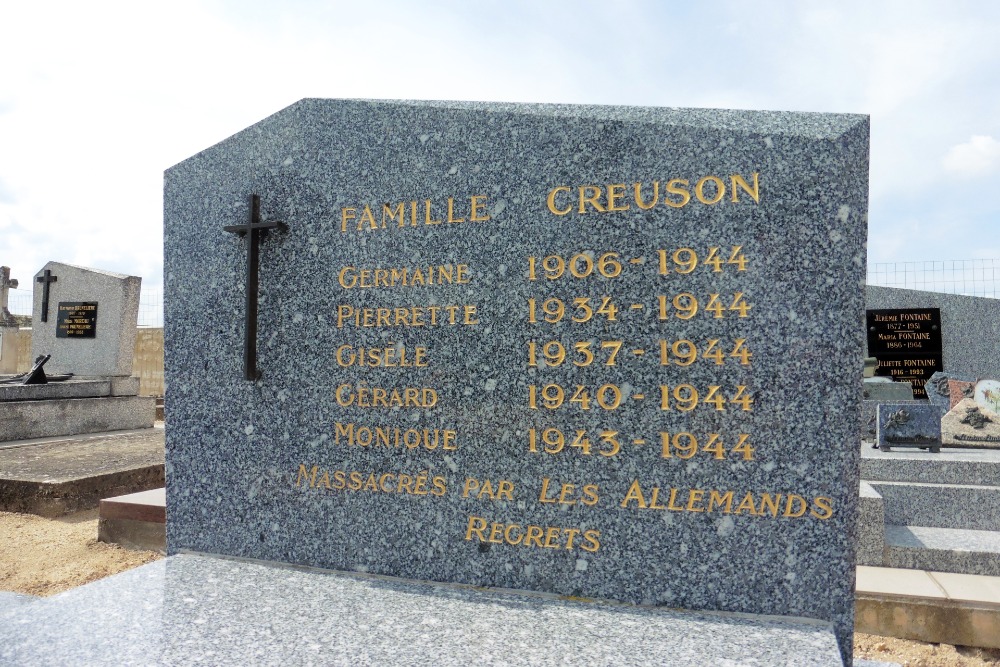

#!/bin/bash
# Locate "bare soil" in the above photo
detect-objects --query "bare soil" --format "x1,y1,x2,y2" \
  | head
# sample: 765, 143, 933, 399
0, 509, 160, 596
1, 510, 998, 665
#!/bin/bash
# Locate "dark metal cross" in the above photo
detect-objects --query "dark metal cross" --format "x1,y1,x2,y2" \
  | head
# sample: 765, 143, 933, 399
223, 194, 288, 381
36, 269, 57, 323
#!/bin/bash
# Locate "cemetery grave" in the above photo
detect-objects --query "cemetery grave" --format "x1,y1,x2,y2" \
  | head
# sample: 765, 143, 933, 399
0, 262, 161, 517
5, 99, 871, 664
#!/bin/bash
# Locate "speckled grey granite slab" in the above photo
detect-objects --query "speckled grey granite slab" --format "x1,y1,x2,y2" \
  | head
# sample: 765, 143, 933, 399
856, 482, 884, 567
164, 99, 869, 660
0, 379, 112, 402
875, 403, 942, 452
0, 554, 844, 666
885, 524, 1000, 576
31, 262, 140, 377
871, 481, 1000, 531
863, 381, 913, 402
862, 440, 1000, 484
865, 287, 1000, 379
0, 591, 39, 612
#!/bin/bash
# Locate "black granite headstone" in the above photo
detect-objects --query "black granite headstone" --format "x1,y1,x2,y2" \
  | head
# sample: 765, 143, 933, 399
866, 308, 943, 399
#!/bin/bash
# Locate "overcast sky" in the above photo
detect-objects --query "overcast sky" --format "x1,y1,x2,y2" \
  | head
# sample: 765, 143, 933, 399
2, 0, 998, 310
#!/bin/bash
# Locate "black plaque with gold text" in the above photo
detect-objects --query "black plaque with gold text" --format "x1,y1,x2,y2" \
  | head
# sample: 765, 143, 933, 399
866, 308, 942, 399
56, 302, 98, 339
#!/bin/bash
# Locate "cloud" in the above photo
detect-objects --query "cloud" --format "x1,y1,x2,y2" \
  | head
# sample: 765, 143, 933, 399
943, 135, 1000, 174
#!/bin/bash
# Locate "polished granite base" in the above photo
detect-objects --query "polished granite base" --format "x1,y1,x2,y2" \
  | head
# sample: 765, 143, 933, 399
0, 554, 844, 666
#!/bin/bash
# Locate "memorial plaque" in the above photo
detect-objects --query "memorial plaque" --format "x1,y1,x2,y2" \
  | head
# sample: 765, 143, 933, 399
164, 100, 868, 659
866, 308, 943, 399
55, 302, 98, 339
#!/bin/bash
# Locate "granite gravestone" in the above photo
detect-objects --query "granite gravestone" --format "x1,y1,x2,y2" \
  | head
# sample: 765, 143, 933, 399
875, 403, 942, 452
30, 262, 141, 378
164, 100, 868, 660
1, 261, 154, 441
866, 308, 942, 399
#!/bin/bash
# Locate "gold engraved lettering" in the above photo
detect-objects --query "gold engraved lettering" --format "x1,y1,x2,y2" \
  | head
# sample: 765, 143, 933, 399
634, 181, 659, 209
383, 202, 405, 227
295, 464, 447, 498
686, 489, 706, 512
424, 199, 442, 225
606, 183, 628, 211
335, 344, 428, 368
335, 304, 480, 328
462, 477, 515, 501
335, 384, 438, 408
664, 179, 691, 208
523, 526, 544, 547
730, 172, 760, 203
546, 186, 572, 215
616, 483, 834, 520
333, 422, 457, 451
694, 176, 725, 204
708, 490, 734, 513
810, 497, 833, 520
360, 205, 378, 230
578, 185, 605, 213
296, 464, 319, 488
339, 195, 489, 233
470, 195, 490, 222
446, 197, 465, 223
621, 480, 647, 509
546, 175, 758, 216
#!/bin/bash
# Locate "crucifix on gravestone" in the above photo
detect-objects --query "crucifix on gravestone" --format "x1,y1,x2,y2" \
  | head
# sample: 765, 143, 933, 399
224, 194, 288, 381
1, 267, 18, 328
36, 269, 57, 323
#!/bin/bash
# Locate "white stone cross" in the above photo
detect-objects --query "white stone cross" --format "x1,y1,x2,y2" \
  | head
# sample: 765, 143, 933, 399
0, 266, 18, 327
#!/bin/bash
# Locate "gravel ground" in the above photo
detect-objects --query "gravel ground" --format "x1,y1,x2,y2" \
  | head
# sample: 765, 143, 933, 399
1, 509, 998, 665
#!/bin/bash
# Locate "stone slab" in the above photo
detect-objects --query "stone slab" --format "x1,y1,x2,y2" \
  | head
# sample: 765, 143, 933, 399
0, 427, 164, 516
870, 481, 1000, 532
865, 286, 1000, 379
856, 566, 1000, 650
857, 482, 884, 567
861, 441, 1000, 485
0, 395, 155, 442
165, 99, 868, 660
942, 398, 1000, 448
98, 488, 167, 551
31, 262, 140, 377
862, 380, 913, 402
98, 517, 166, 554
885, 525, 1000, 576
99, 487, 166, 523
0, 592, 40, 610
0, 379, 114, 402
861, 399, 921, 442
875, 403, 942, 452
0, 553, 844, 666
109, 376, 141, 397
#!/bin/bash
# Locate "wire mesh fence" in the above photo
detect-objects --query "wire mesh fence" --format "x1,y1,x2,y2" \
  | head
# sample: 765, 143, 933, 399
866, 259, 999, 298
6, 287, 164, 327
5, 260, 996, 326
